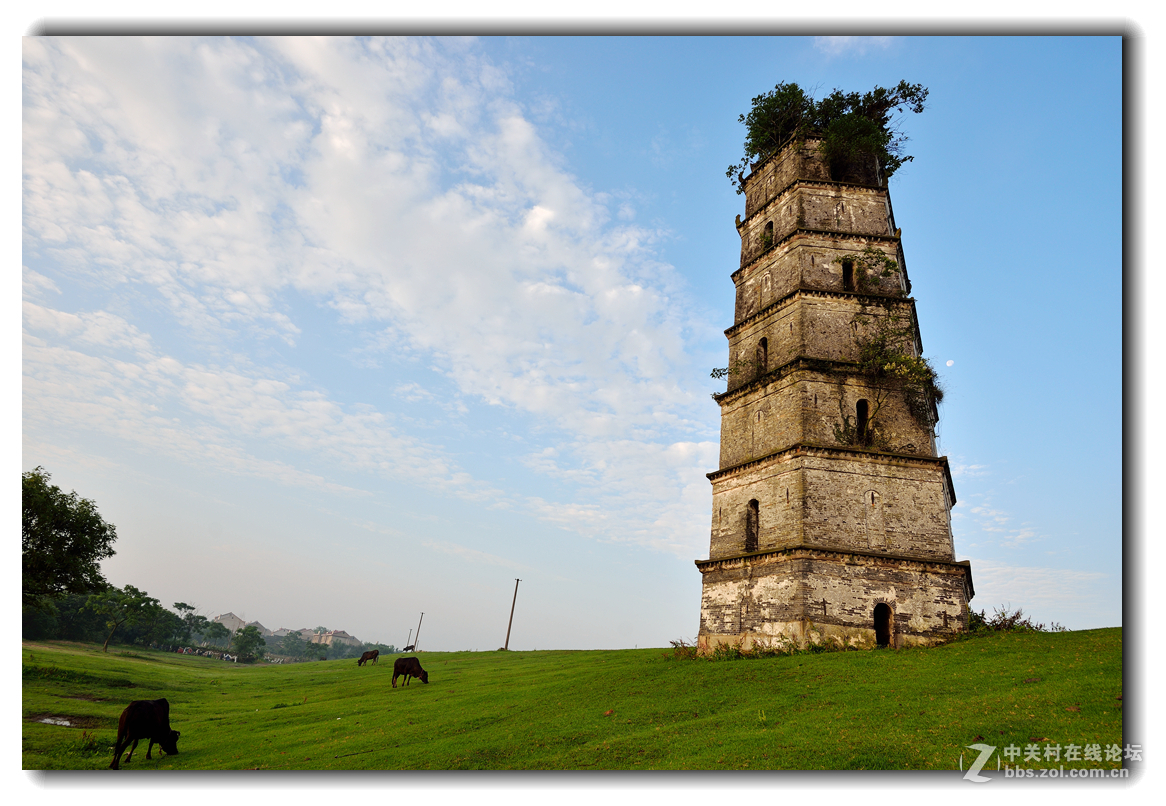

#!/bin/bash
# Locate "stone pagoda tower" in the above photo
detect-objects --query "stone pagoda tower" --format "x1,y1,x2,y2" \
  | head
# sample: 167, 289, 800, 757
697, 136, 973, 651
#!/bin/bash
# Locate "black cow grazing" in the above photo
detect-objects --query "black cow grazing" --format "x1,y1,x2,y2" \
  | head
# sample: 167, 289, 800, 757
392, 657, 429, 687
109, 698, 180, 769
357, 650, 379, 666
402, 644, 415, 652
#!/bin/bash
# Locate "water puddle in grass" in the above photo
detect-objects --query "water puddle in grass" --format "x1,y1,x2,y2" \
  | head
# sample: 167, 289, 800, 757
41, 717, 73, 726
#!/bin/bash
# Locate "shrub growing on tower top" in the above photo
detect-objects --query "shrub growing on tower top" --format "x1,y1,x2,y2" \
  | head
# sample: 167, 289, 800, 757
727, 80, 929, 191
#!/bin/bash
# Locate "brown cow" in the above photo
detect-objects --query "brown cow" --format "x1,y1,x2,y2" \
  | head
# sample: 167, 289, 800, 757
392, 656, 429, 687
357, 650, 379, 666
109, 698, 180, 769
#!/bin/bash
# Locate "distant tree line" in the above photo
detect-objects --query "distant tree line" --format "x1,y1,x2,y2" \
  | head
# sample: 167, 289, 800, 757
23, 467, 396, 664
268, 630, 396, 662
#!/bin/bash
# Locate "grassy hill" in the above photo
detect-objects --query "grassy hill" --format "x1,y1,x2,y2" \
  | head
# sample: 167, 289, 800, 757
23, 628, 1123, 770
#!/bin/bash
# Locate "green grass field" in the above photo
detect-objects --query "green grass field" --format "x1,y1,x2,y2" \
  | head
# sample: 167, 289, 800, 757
23, 628, 1123, 770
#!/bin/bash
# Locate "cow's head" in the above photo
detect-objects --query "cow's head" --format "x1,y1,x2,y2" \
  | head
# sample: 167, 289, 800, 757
419, 670, 429, 684
159, 730, 181, 755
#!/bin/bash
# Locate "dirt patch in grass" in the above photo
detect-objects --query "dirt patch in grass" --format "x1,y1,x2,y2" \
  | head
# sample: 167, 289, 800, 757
26, 713, 109, 729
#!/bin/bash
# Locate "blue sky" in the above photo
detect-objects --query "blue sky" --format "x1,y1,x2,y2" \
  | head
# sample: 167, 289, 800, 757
22, 35, 1122, 650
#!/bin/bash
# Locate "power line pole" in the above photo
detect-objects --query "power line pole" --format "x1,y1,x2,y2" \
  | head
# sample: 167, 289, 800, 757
405, 629, 411, 650
414, 612, 424, 651
504, 579, 521, 651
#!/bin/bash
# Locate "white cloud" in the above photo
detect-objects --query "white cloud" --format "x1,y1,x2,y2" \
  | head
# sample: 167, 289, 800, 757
950, 460, 990, 478
22, 36, 720, 558
22, 309, 475, 499
813, 37, 896, 58
22, 266, 60, 299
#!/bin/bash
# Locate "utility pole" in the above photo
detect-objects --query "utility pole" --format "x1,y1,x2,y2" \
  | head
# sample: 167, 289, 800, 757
504, 579, 521, 650
405, 629, 412, 650
414, 612, 424, 651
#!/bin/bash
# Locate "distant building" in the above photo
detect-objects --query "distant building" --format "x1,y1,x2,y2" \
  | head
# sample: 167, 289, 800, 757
214, 612, 245, 633
209, 618, 359, 647
308, 629, 362, 648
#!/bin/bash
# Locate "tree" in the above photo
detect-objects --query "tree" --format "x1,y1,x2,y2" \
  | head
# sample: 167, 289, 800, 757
278, 632, 309, 659
727, 80, 929, 192
203, 621, 231, 648
125, 602, 182, 647
85, 585, 160, 652
324, 640, 362, 660
230, 625, 267, 662
23, 467, 117, 607
173, 602, 209, 645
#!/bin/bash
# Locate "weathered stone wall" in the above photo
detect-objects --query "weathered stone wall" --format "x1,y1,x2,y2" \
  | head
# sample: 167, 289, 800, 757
739, 184, 894, 269
697, 549, 970, 649
793, 239, 904, 296
717, 368, 936, 467
726, 294, 917, 392
708, 455, 804, 559
799, 372, 935, 456
732, 237, 906, 325
799, 455, 954, 560
742, 140, 830, 219
708, 450, 954, 561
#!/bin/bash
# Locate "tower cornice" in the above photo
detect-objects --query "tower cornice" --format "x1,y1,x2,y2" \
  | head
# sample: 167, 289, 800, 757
713, 356, 852, 406
715, 354, 924, 406
706, 440, 953, 490
724, 286, 914, 339
693, 546, 974, 600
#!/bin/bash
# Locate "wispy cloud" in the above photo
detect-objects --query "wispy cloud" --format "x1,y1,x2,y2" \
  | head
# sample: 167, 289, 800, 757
955, 488, 1043, 549
949, 459, 990, 479
813, 37, 896, 58
965, 558, 1113, 629
22, 36, 718, 557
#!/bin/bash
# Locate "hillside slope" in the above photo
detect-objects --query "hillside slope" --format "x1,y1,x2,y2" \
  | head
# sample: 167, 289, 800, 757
23, 628, 1123, 770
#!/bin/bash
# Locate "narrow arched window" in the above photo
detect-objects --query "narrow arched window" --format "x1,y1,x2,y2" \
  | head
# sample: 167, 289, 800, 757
763, 220, 774, 248
856, 399, 869, 445
745, 499, 759, 553
756, 337, 768, 376
842, 259, 855, 292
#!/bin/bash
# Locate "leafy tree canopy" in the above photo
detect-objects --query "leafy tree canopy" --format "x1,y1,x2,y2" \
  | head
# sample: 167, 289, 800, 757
231, 625, 267, 662
727, 80, 929, 192
278, 632, 311, 659
203, 621, 231, 648
23, 467, 117, 606
85, 584, 160, 652
173, 603, 209, 644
